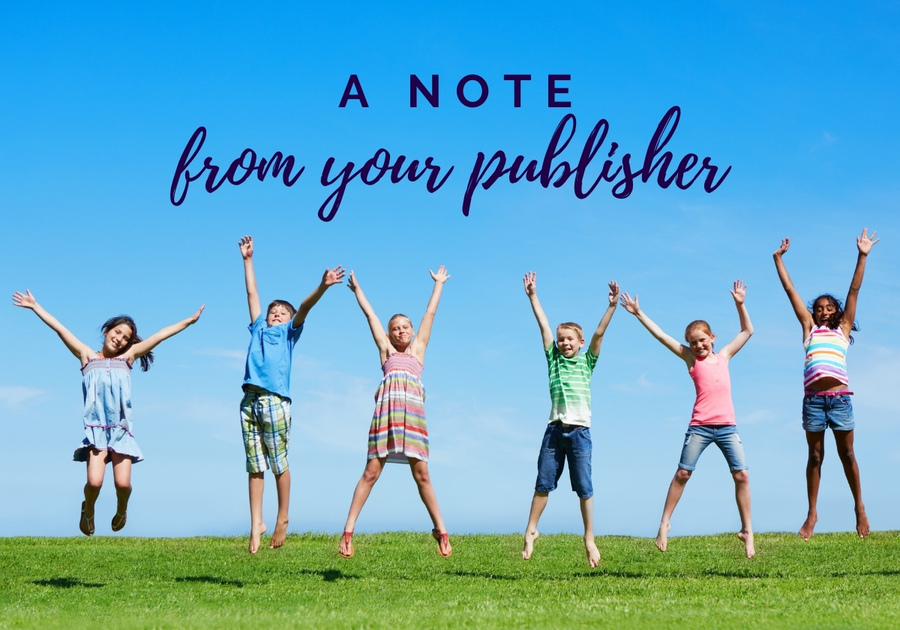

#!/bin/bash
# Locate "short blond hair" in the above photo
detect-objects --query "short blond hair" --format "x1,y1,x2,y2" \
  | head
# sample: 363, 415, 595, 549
556, 322, 584, 340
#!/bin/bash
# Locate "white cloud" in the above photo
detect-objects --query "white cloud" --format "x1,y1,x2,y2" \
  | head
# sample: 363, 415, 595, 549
0, 385, 45, 408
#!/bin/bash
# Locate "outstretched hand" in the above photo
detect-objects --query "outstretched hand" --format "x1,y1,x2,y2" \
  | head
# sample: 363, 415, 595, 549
774, 237, 790, 257
189, 305, 206, 323
322, 265, 346, 287
347, 270, 359, 293
430, 265, 450, 284
857, 228, 879, 255
607, 280, 620, 306
12, 289, 37, 310
729, 279, 747, 304
239, 235, 254, 259
523, 271, 537, 296
619, 292, 640, 315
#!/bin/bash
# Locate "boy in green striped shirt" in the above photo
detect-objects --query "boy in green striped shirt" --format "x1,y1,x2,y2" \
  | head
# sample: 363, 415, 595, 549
521, 271, 619, 567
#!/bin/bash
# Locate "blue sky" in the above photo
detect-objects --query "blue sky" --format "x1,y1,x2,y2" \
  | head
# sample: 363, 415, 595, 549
2, 2, 898, 544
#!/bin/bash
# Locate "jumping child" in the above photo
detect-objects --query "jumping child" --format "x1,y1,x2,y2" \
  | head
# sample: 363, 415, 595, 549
239, 235, 344, 553
521, 272, 619, 568
12, 290, 203, 536
338, 267, 452, 558
620, 280, 755, 558
773, 228, 878, 540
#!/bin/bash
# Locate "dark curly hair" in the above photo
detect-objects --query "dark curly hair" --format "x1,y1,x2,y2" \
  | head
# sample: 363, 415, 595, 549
101, 315, 153, 371
808, 294, 859, 344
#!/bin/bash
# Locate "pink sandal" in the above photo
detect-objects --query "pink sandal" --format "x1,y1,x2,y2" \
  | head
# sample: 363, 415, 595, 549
432, 529, 452, 557
339, 531, 354, 558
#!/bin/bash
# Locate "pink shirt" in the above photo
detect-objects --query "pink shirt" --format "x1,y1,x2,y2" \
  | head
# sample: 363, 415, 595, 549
688, 353, 736, 426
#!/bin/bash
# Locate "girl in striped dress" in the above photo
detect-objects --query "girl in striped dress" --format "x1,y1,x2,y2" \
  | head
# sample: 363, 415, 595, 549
12, 289, 203, 536
338, 267, 452, 558
773, 228, 879, 541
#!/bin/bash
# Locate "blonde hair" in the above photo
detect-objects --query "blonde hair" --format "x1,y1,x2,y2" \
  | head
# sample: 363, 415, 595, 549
557, 322, 584, 340
388, 313, 413, 329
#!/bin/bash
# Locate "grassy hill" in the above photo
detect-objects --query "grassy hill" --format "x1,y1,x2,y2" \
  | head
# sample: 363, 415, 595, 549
2, 531, 899, 628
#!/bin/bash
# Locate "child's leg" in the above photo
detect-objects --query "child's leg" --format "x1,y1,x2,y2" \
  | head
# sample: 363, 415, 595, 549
566, 426, 599, 567
732, 470, 755, 558
81, 449, 109, 536
657, 427, 710, 551
110, 453, 133, 532
270, 470, 291, 549
657, 468, 691, 552
579, 496, 601, 568
340, 457, 387, 556
522, 492, 548, 560
524, 424, 566, 560
801, 430, 825, 541
409, 458, 451, 556
833, 429, 869, 538
248, 472, 266, 554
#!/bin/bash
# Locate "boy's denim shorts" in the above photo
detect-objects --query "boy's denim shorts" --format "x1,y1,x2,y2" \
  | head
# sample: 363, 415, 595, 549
678, 424, 747, 472
534, 422, 593, 498
802, 391, 854, 432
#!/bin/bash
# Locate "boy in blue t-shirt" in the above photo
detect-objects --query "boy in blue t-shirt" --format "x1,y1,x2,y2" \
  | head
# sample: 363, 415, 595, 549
238, 235, 344, 554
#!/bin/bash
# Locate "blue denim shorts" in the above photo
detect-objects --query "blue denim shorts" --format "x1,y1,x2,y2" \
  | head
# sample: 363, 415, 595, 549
802, 391, 854, 432
534, 422, 593, 498
678, 424, 747, 472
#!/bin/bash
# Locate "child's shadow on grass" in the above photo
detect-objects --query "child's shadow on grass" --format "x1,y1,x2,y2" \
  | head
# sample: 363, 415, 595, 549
296, 568, 361, 583
451, 570, 519, 581
175, 576, 246, 588
32, 578, 105, 589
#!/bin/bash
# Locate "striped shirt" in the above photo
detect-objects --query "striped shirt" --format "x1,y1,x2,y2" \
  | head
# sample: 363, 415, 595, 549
804, 326, 849, 388
546, 344, 598, 427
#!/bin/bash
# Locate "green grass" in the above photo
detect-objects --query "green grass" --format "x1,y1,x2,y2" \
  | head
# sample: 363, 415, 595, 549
2, 531, 899, 629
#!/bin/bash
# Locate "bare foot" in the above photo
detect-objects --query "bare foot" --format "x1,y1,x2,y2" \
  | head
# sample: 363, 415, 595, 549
584, 536, 601, 568
79, 502, 95, 537
111, 511, 127, 532
856, 507, 870, 539
798, 514, 817, 541
522, 529, 539, 560
339, 531, 354, 558
655, 522, 671, 552
738, 529, 755, 558
270, 517, 289, 549
249, 521, 267, 554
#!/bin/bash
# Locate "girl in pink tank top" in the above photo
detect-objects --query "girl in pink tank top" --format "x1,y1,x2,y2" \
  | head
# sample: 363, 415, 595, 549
621, 280, 755, 559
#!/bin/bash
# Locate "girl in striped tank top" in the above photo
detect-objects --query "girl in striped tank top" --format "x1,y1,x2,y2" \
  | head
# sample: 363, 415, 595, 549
338, 267, 452, 559
773, 228, 879, 541
12, 290, 203, 536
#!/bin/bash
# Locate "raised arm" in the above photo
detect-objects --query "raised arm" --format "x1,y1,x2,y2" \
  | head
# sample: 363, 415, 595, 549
620, 292, 691, 363
719, 280, 753, 359
412, 265, 450, 358
524, 271, 553, 351
841, 228, 879, 337
240, 235, 262, 323
12, 290, 93, 363
293, 265, 345, 327
588, 280, 619, 355
773, 237, 814, 336
127, 305, 205, 361
348, 271, 392, 360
